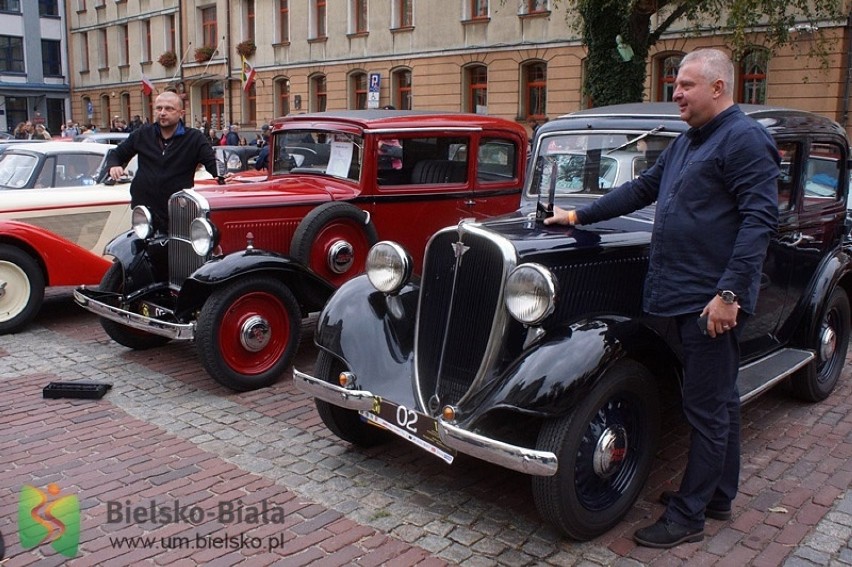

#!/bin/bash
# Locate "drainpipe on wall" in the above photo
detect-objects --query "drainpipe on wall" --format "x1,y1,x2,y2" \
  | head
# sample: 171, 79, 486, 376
841, 10, 852, 131
226, 0, 233, 127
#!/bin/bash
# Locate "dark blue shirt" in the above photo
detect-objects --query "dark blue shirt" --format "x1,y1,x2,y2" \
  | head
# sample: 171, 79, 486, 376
576, 105, 779, 316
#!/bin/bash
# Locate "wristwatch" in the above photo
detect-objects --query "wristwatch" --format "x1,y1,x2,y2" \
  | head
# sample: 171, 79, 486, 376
717, 290, 738, 304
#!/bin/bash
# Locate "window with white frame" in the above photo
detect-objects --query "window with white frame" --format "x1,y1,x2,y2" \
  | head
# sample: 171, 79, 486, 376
309, 0, 327, 39
278, 0, 290, 43
350, 0, 367, 34
393, 0, 412, 28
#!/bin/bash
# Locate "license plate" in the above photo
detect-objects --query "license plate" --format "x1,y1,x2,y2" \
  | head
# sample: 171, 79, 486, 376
360, 399, 456, 464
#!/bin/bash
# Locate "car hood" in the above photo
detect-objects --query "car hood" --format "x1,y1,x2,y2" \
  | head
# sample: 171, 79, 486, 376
475, 201, 655, 259
192, 174, 357, 208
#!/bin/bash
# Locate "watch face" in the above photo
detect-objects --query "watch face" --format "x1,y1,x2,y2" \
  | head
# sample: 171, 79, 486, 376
719, 290, 737, 304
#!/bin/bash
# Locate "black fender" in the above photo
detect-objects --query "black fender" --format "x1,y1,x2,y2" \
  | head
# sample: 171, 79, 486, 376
176, 249, 337, 317
458, 316, 679, 425
314, 274, 422, 408
783, 247, 852, 346
102, 229, 161, 292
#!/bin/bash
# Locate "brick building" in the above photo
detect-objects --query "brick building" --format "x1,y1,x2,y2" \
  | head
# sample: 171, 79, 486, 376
64, 1, 852, 136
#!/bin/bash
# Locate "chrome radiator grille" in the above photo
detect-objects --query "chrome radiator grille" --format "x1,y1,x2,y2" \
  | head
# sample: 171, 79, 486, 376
168, 191, 207, 288
415, 228, 509, 410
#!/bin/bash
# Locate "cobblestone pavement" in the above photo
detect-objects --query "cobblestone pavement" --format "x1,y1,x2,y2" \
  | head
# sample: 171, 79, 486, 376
0, 290, 851, 566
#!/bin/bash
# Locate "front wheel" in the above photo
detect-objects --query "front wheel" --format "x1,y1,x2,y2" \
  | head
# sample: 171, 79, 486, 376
196, 276, 301, 391
0, 244, 45, 335
792, 287, 850, 402
314, 351, 393, 447
532, 359, 660, 541
98, 262, 171, 349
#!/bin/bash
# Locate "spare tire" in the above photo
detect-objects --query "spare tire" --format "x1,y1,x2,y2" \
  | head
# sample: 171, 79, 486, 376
290, 202, 378, 287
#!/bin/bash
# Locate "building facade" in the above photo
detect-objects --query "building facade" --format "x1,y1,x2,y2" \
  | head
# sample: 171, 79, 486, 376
0, 0, 70, 134
65, 1, 852, 136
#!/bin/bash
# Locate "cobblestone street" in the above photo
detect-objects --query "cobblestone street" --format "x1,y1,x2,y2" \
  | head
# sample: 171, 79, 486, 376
1, 290, 851, 566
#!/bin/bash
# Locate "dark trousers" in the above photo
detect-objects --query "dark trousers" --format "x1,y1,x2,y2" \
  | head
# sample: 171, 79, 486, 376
663, 313, 745, 530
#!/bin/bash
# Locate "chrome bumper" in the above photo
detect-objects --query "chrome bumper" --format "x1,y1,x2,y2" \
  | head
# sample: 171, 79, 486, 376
73, 287, 195, 341
293, 367, 558, 477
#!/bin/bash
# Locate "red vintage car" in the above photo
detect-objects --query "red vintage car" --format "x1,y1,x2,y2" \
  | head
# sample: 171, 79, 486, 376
75, 110, 527, 390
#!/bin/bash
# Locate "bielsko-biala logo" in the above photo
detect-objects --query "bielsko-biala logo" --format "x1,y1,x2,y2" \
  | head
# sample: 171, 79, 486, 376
18, 484, 80, 558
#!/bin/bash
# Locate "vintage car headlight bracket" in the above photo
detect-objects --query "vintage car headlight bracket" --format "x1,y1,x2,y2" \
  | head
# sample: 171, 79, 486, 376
190, 217, 217, 256
504, 263, 557, 326
131, 206, 153, 239
366, 241, 412, 294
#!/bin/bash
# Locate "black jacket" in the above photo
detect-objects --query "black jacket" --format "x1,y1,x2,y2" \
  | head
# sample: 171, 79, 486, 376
106, 121, 218, 227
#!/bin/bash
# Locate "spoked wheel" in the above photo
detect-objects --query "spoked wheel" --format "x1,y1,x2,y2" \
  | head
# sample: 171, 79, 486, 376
314, 351, 393, 447
792, 287, 850, 402
0, 245, 45, 335
197, 276, 301, 391
532, 359, 660, 541
98, 262, 171, 349
291, 202, 379, 287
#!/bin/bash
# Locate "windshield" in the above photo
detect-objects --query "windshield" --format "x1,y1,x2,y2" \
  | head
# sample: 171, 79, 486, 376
271, 129, 364, 181
0, 153, 38, 188
528, 132, 675, 196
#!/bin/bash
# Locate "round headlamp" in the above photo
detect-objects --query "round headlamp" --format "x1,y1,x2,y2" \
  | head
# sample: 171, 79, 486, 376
190, 217, 216, 256
131, 206, 153, 239
504, 263, 557, 325
366, 241, 412, 294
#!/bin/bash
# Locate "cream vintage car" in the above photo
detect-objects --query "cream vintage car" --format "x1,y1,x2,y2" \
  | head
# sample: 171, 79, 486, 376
0, 141, 135, 334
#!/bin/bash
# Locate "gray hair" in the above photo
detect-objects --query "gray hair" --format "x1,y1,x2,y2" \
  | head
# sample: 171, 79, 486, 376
681, 48, 735, 97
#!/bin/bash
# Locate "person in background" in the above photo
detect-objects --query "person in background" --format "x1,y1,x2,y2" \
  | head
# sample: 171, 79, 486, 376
106, 91, 222, 230
32, 124, 51, 140
254, 125, 272, 170
545, 48, 780, 549
225, 124, 241, 146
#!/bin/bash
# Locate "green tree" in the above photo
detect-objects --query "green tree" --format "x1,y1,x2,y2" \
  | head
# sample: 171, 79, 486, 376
558, 0, 846, 106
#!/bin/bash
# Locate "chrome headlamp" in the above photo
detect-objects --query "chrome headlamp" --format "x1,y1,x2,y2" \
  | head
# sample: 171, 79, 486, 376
131, 206, 153, 239
366, 241, 412, 294
190, 217, 216, 256
504, 263, 557, 325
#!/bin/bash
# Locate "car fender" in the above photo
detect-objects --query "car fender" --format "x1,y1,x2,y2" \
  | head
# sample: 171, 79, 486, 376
102, 229, 161, 292
176, 249, 338, 316
459, 316, 678, 424
785, 247, 852, 345
313, 275, 422, 408
0, 219, 112, 286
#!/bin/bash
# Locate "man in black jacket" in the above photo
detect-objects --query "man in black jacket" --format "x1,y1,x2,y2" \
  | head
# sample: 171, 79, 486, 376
107, 91, 221, 229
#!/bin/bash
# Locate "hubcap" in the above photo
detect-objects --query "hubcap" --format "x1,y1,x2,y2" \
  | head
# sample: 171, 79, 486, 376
327, 240, 354, 274
239, 315, 271, 352
820, 324, 837, 363
593, 424, 628, 478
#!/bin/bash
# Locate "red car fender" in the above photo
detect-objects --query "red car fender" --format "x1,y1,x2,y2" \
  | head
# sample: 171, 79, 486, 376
0, 219, 112, 286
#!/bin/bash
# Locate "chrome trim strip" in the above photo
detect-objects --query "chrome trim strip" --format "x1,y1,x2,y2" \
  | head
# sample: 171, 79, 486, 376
292, 368, 376, 411
364, 127, 482, 134
73, 289, 195, 341
438, 421, 558, 477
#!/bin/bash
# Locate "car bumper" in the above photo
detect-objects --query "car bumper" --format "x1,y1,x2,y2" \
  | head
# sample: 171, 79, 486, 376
73, 287, 195, 341
293, 367, 558, 477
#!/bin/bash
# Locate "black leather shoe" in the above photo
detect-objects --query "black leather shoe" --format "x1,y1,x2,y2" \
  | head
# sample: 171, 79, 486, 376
634, 518, 704, 548
660, 490, 732, 521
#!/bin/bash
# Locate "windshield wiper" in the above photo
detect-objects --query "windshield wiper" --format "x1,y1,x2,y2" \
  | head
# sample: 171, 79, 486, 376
606, 126, 665, 154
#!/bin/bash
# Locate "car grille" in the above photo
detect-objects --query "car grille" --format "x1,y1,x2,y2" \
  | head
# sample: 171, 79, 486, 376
168, 191, 208, 288
415, 225, 513, 413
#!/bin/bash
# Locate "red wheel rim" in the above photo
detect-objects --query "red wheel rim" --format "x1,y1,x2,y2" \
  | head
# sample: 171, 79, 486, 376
218, 291, 290, 376
308, 220, 372, 286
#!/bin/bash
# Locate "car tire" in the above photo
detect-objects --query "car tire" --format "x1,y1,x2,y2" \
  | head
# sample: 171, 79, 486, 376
197, 276, 301, 391
98, 262, 171, 350
532, 359, 660, 541
290, 202, 379, 287
314, 350, 393, 447
792, 287, 850, 402
0, 244, 45, 335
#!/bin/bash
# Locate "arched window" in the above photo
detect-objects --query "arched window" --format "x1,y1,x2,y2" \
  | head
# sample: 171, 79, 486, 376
522, 61, 546, 119
311, 74, 327, 112
350, 71, 368, 109
245, 83, 257, 125
99, 94, 110, 130
465, 64, 487, 114
276, 77, 291, 116
740, 49, 768, 104
656, 54, 682, 102
201, 81, 225, 129
392, 68, 412, 110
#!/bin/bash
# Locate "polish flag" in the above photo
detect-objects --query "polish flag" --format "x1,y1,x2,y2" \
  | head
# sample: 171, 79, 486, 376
141, 74, 155, 96
242, 57, 256, 94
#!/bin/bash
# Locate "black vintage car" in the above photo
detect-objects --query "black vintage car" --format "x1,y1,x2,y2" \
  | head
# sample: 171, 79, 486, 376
294, 103, 852, 540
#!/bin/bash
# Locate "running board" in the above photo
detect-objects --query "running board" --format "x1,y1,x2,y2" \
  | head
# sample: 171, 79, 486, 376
738, 348, 814, 404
